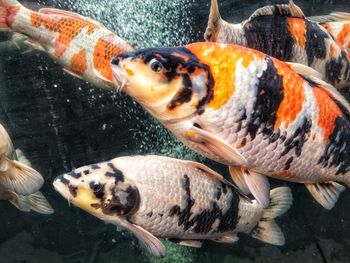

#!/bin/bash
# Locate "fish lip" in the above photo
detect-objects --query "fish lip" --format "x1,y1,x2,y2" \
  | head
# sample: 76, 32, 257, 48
53, 177, 72, 200
111, 59, 128, 93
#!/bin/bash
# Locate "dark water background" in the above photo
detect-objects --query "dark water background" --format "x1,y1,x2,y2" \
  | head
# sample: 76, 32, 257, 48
0, 0, 350, 262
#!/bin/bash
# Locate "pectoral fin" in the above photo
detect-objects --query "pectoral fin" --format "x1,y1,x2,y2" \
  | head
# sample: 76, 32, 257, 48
212, 234, 239, 243
305, 182, 345, 210
184, 126, 247, 166
229, 167, 270, 208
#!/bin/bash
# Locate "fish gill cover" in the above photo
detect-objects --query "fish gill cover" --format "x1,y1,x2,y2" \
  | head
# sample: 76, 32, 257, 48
0, 0, 349, 263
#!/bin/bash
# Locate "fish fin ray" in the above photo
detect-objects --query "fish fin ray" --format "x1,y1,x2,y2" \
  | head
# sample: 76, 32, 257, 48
27, 191, 54, 214
63, 68, 83, 79
251, 187, 292, 245
309, 12, 350, 23
204, 0, 222, 41
243, 169, 270, 208
24, 39, 45, 51
212, 234, 239, 243
0, 159, 44, 195
286, 62, 324, 80
305, 182, 345, 210
8, 191, 31, 212
245, 0, 304, 25
169, 239, 202, 248
186, 126, 247, 166
229, 166, 250, 194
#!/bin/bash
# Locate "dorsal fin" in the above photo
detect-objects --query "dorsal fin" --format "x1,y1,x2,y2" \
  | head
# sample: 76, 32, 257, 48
204, 0, 222, 41
288, 62, 350, 116
309, 12, 350, 23
245, 0, 305, 24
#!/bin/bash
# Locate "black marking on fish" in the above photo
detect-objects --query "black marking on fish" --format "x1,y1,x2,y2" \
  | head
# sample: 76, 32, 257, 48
114, 47, 214, 112
83, 170, 90, 175
169, 176, 240, 234
284, 156, 294, 170
67, 171, 81, 179
147, 211, 153, 217
305, 20, 329, 66
318, 117, 350, 175
215, 187, 222, 200
105, 169, 124, 184
243, 16, 294, 62
168, 74, 193, 110
89, 182, 105, 199
101, 186, 140, 217
281, 117, 312, 157
325, 51, 350, 86
158, 213, 163, 217
90, 164, 100, 170
221, 182, 228, 194
59, 177, 77, 197
246, 56, 284, 140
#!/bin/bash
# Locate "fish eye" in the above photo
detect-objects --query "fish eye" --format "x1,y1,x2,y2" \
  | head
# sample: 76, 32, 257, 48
90, 182, 102, 193
149, 59, 164, 72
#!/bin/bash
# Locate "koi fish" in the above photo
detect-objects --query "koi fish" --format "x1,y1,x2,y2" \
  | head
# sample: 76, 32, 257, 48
0, 124, 53, 213
53, 155, 292, 257
111, 42, 350, 210
309, 12, 350, 53
204, 0, 350, 89
0, 0, 133, 89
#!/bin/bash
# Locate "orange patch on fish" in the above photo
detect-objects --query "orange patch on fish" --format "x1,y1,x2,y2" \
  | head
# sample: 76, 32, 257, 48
187, 43, 263, 109
336, 24, 350, 49
273, 59, 305, 128
69, 49, 87, 76
171, 52, 190, 62
93, 34, 126, 81
287, 18, 306, 47
30, 12, 98, 57
312, 87, 342, 141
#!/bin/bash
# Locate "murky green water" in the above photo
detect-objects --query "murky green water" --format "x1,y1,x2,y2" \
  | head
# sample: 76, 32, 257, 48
0, 0, 350, 262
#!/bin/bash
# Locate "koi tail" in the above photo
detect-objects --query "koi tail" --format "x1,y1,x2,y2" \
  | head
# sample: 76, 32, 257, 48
251, 187, 293, 246
0, 0, 21, 31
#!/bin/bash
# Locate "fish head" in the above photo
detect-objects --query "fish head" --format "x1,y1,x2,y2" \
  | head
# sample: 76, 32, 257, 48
53, 160, 140, 219
111, 47, 214, 121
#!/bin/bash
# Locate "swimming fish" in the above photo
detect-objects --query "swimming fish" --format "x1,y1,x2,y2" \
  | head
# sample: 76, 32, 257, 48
0, 0, 133, 89
204, 0, 350, 89
0, 124, 53, 213
309, 12, 350, 53
111, 42, 350, 210
53, 155, 292, 257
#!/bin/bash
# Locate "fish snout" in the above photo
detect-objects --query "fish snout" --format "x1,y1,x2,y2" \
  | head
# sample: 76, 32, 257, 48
53, 175, 73, 200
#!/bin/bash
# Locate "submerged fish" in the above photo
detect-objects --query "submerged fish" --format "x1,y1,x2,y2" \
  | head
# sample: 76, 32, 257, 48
53, 155, 292, 257
310, 12, 350, 53
111, 42, 350, 210
0, 124, 53, 213
204, 0, 350, 89
0, 0, 133, 89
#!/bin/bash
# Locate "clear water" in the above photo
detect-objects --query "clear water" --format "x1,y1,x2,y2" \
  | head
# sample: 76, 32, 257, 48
0, 0, 349, 262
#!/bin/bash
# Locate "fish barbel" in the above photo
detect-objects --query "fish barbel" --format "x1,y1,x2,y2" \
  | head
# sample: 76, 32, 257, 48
0, 0, 134, 89
111, 42, 350, 210
53, 155, 292, 257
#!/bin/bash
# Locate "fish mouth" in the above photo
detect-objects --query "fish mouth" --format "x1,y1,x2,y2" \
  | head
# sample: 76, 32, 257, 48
111, 58, 128, 93
53, 176, 73, 206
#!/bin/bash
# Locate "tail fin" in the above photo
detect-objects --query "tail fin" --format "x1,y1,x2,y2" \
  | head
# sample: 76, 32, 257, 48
0, 0, 21, 31
204, 0, 222, 41
251, 187, 293, 246
9, 190, 54, 214
309, 12, 350, 23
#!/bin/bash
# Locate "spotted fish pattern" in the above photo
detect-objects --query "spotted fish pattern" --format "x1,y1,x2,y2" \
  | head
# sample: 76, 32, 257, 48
321, 21, 350, 53
112, 41, 350, 209
0, 0, 133, 89
53, 155, 292, 257
204, 0, 350, 89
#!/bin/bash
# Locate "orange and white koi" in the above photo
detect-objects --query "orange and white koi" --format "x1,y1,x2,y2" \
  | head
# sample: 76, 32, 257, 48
0, 0, 133, 89
310, 12, 350, 53
111, 42, 350, 210
204, 0, 350, 89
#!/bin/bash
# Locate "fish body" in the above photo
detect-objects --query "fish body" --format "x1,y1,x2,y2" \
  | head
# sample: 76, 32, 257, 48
111, 42, 350, 210
53, 155, 292, 257
204, 0, 350, 89
0, 124, 53, 214
0, 0, 133, 89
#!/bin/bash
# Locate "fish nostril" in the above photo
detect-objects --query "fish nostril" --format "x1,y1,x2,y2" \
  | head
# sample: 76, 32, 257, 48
111, 57, 120, 66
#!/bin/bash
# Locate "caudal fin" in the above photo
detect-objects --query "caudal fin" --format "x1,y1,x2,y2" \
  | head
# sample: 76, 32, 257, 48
9, 190, 54, 214
251, 187, 293, 246
204, 0, 222, 41
0, 0, 21, 31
